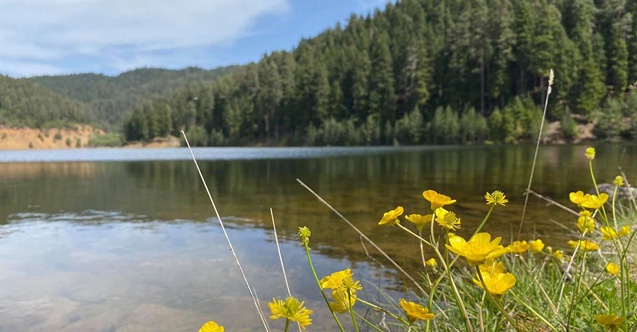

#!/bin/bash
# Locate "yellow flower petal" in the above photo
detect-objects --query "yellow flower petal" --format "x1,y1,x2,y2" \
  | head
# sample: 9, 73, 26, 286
423, 190, 456, 210
606, 262, 620, 276
399, 298, 435, 323
485, 190, 508, 206
404, 213, 433, 230
446, 232, 506, 265
581, 193, 608, 210
594, 314, 625, 329
199, 321, 224, 332
425, 258, 437, 268
379, 206, 404, 226
507, 240, 529, 254
268, 297, 313, 329
529, 239, 545, 253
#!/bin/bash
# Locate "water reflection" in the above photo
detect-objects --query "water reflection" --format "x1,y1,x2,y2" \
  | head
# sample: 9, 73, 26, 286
1, 144, 636, 331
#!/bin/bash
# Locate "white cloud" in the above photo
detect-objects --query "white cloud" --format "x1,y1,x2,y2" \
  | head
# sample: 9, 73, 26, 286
0, 0, 289, 76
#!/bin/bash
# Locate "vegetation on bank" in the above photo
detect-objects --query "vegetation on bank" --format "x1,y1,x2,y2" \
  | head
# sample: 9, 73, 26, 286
199, 147, 637, 331
124, 0, 637, 146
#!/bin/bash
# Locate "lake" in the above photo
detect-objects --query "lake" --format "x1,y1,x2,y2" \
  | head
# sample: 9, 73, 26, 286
1, 144, 635, 331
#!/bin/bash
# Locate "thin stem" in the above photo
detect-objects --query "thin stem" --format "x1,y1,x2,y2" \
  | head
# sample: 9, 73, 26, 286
475, 266, 523, 331
270, 209, 302, 332
419, 228, 427, 268
181, 131, 269, 332
347, 290, 360, 332
297, 179, 428, 296
357, 298, 410, 325
473, 204, 495, 236
353, 311, 385, 332
518, 70, 553, 239
396, 223, 473, 332
302, 242, 346, 332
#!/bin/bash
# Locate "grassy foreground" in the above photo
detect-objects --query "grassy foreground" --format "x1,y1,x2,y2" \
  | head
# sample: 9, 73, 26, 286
197, 146, 636, 332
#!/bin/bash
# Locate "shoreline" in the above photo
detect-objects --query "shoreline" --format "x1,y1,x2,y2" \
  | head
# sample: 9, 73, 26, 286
0, 119, 605, 150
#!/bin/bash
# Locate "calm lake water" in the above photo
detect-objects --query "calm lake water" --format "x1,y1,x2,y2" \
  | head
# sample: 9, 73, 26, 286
1, 144, 636, 331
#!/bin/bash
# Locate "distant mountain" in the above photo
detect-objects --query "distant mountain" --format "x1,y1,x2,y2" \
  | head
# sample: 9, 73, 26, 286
0, 75, 93, 128
27, 66, 236, 130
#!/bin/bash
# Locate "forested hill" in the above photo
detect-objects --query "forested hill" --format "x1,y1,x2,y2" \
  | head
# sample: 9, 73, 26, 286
0, 75, 93, 127
27, 66, 236, 130
123, 0, 637, 146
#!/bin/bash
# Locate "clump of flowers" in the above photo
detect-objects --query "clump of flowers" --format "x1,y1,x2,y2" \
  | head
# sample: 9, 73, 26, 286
473, 261, 517, 295
320, 268, 362, 313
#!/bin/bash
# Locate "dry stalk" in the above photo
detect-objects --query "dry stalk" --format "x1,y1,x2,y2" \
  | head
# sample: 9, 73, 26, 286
181, 131, 270, 332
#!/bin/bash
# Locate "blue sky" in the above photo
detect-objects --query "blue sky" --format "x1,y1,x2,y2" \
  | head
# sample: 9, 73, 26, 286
0, 0, 390, 78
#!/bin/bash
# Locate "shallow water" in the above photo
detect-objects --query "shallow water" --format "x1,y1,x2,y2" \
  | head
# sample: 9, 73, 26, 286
0, 144, 635, 331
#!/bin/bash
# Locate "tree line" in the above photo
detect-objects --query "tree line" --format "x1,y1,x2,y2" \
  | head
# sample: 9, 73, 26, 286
124, 0, 637, 146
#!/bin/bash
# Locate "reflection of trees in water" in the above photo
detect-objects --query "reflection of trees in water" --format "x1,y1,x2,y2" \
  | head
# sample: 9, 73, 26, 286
119, 144, 637, 282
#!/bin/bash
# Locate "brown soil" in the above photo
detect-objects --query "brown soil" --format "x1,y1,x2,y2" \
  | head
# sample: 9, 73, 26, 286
0, 125, 104, 150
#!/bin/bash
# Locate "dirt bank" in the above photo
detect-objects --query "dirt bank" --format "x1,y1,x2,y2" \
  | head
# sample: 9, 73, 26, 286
0, 125, 104, 150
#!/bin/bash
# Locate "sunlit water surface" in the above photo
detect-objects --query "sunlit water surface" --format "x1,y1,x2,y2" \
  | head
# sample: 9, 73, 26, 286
1, 145, 636, 331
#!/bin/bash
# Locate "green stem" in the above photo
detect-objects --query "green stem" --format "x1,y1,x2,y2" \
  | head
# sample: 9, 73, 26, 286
353, 311, 384, 332
473, 204, 495, 236
303, 243, 346, 332
475, 266, 524, 331
284, 318, 290, 332
357, 298, 410, 325
397, 223, 472, 332
347, 289, 360, 332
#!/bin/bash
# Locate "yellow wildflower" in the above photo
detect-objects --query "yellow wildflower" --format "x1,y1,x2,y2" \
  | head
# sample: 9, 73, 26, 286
581, 193, 608, 210
570, 191, 588, 207
199, 321, 224, 332
399, 299, 435, 323
619, 225, 631, 237
606, 262, 620, 276
268, 297, 313, 330
435, 207, 461, 230
613, 176, 625, 187
328, 288, 357, 313
379, 206, 403, 226
320, 269, 362, 314
585, 147, 595, 160
485, 190, 508, 206
600, 226, 619, 240
425, 258, 437, 268
478, 260, 505, 275
473, 268, 516, 295
577, 211, 596, 233
568, 239, 599, 251
405, 213, 433, 231
298, 226, 311, 246
423, 190, 456, 210
594, 314, 625, 330
507, 240, 529, 254
529, 239, 545, 253
552, 249, 564, 261
320, 268, 362, 291
446, 232, 509, 265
